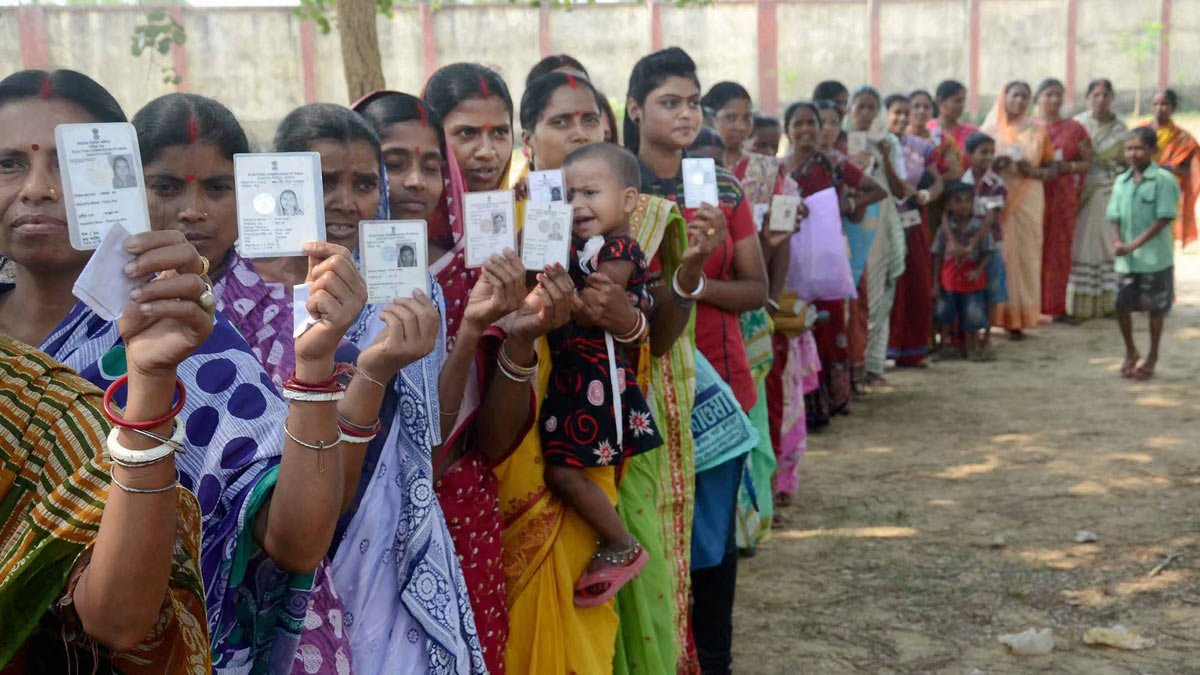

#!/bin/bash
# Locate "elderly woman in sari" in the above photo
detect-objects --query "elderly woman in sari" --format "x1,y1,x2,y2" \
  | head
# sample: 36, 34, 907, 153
1141, 88, 1200, 249
982, 81, 1057, 339
0, 69, 365, 673
1068, 78, 1126, 320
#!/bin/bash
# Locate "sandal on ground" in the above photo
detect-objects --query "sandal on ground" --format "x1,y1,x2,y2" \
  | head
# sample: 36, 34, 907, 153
1132, 362, 1156, 381
574, 540, 649, 608
1008, 330, 1025, 341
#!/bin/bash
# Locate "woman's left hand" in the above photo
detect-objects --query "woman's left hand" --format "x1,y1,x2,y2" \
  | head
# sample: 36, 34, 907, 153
293, 242, 367, 373
574, 272, 637, 332
463, 249, 527, 329
119, 231, 215, 380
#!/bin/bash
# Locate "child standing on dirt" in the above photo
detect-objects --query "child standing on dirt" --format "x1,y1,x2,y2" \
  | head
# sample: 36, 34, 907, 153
956, 132, 1008, 353
932, 181, 995, 361
539, 142, 663, 607
1108, 126, 1179, 381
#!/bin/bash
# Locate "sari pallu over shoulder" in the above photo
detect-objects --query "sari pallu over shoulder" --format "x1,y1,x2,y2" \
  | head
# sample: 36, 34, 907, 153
329, 284, 486, 675
1144, 121, 1200, 247
0, 337, 209, 674
34, 303, 302, 674
615, 194, 697, 675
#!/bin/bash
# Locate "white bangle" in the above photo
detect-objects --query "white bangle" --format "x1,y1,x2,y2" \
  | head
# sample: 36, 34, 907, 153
110, 468, 179, 494
672, 269, 705, 300
106, 421, 185, 468
766, 298, 780, 311
281, 389, 346, 402
917, 189, 931, 205
339, 432, 378, 444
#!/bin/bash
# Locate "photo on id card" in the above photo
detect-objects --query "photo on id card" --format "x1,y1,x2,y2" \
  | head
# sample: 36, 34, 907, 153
358, 220, 429, 304
234, 152, 324, 258
682, 157, 718, 209
521, 201, 572, 271
529, 169, 565, 203
463, 190, 516, 268
55, 123, 151, 250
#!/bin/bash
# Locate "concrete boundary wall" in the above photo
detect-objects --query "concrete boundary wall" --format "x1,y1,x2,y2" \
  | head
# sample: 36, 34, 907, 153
0, 0, 1192, 140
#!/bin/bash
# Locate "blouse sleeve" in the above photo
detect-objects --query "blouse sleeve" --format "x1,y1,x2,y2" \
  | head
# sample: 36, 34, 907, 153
727, 193, 757, 244
842, 160, 866, 188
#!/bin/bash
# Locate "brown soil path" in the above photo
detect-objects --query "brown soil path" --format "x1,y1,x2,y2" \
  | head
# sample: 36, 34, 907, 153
733, 254, 1200, 674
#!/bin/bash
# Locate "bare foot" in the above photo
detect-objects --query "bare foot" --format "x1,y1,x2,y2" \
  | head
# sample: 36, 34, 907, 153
1120, 352, 1140, 378
1132, 356, 1157, 381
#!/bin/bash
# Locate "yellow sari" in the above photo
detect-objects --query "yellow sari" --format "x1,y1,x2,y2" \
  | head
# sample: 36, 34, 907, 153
496, 339, 619, 674
982, 90, 1055, 330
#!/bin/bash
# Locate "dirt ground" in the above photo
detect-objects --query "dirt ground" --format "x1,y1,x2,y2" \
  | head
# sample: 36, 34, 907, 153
733, 253, 1200, 674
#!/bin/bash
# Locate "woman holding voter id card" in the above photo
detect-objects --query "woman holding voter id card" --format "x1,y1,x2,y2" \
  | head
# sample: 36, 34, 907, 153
0, 69, 368, 673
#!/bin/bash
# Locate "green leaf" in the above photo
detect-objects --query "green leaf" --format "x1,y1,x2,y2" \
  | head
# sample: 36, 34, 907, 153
157, 37, 173, 54
147, 9, 165, 21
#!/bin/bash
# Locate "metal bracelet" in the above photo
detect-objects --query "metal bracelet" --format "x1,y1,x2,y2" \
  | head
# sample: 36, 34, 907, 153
109, 468, 179, 494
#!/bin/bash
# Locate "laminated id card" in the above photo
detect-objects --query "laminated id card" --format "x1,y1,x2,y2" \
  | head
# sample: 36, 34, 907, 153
521, 201, 573, 270
358, 220, 429, 304
234, 152, 324, 258
463, 190, 517, 268
682, 157, 718, 209
55, 123, 150, 250
529, 169, 566, 203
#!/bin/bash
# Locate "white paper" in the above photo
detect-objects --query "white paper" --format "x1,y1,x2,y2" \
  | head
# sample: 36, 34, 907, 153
358, 220, 429, 304
800, 187, 841, 235
1007, 144, 1023, 161
847, 131, 869, 157
72, 224, 149, 321
529, 169, 565, 203
752, 203, 770, 232
463, 190, 516, 268
292, 282, 319, 339
55, 123, 151, 251
899, 209, 922, 228
682, 157, 718, 209
1053, 148, 1064, 162
521, 201, 573, 270
768, 194, 801, 233
234, 152, 325, 259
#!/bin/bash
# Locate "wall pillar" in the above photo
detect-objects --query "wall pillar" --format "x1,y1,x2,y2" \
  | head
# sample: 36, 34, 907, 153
756, 0, 778, 114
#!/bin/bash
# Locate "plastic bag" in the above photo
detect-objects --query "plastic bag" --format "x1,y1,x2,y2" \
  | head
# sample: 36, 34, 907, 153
787, 187, 858, 301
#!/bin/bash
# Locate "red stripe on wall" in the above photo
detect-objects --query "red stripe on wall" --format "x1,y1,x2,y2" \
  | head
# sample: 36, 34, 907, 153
17, 7, 50, 71
422, 4, 438, 81
1065, 0, 1076, 108
968, 0, 980, 117
756, 0, 779, 115
1159, 0, 1171, 89
650, 1, 663, 52
867, 0, 881, 88
168, 6, 189, 92
299, 19, 317, 104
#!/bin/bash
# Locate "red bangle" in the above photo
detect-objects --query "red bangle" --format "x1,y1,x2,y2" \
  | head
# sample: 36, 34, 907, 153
337, 418, 382, 438
102, 374, 186, 430
283, 363, 355, 393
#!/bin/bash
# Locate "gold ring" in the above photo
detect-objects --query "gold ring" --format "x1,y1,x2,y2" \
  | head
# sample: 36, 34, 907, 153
48, 188, 55, 197
198, 255, 210, 277
197, 283, 216, 311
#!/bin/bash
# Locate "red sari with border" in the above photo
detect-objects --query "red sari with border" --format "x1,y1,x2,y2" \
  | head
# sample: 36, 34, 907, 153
1040, 118, 1090, 316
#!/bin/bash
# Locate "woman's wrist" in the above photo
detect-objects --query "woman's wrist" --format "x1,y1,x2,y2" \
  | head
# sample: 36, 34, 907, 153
294, 357, 335, 383
501, 337, 536, 368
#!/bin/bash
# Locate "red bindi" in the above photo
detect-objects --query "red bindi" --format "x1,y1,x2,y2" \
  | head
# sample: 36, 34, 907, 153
186, 174, 196, 181
413, 147, 421, 154
31, 143, 39, 151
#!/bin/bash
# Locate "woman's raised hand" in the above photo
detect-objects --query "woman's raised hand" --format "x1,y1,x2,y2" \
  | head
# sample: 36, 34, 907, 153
506, 265, 577, 343
357, 291, 441, 382
294, 242, 367, 377
118, 231, 215, 380
463, 249, 527, 329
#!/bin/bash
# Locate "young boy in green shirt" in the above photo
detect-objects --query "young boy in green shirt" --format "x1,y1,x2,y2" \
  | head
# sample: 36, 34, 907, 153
1107, 126, 1181, 381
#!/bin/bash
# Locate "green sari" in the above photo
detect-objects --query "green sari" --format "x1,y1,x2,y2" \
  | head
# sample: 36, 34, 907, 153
735, 309, 776, 551
615, 195, 697, 675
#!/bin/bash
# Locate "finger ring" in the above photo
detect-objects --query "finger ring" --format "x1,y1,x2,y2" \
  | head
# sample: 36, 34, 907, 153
198, 255, 210, 277
197, 283, 216, 311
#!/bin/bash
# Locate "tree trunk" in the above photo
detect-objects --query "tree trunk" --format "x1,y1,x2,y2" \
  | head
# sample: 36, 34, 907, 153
336, 0, 385, 102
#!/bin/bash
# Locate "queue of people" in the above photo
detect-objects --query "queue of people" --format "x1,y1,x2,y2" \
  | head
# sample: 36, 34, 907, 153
0, 47, 1190, 675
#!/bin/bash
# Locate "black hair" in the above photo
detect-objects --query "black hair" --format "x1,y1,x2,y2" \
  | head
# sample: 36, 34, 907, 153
133, 93, 250, 166
935, 79, 966, 103
701, 81, 752, 115
1085, 78, 1114, 97
752, 113, 780, 132
526, 54, 589, 87
1005, 80, 1032, 96
519, 72, 599, 132
1158, 88, 1180, 109
596, 93, 620, 144
274, 103, 381, 158
355, 91, 446, 156
1128, 126, 1158, 150
623, 47, 700, 154
564, 142, 641, 191
784, 101, 822, 130
812, 80, 848, 102
815, 99, 840, 122
1035, 78, 1064, 100
423, 63, 513, 123
0, 69, 125, 123
690, 126, 725, 152
883, 94, 909, 110
943, 180, 974, 199
910, 89, 939, 118
964, 131, 995, 154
